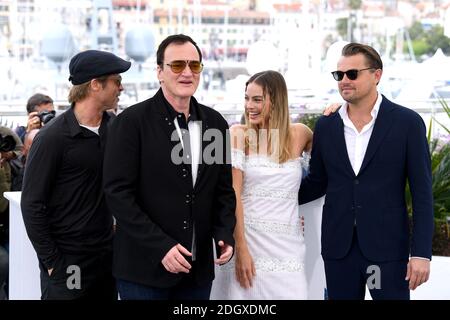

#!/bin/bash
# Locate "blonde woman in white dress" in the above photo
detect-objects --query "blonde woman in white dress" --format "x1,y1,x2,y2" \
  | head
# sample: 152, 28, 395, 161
211, 70, 313, 299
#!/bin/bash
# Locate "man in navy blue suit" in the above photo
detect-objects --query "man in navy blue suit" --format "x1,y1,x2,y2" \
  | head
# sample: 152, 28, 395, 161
299, 43, 433, 300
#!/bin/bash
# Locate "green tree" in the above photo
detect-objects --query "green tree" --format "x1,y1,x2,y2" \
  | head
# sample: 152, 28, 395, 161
407, 21, 450, 57
336, 18, 348, 39
408, 21, 425, 40
410, 39, 430, 58
348, 0, 362, 10
425, 25, 450, 55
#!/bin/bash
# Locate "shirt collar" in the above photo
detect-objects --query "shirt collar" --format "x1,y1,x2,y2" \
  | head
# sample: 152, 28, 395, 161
162, 95, 200, 123
66, 104, 111, 137
338, 92, 382, 122
66, 105, 83, 137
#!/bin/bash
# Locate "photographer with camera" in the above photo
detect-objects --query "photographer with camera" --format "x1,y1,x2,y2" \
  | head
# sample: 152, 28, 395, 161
15, 93, 55, 143
0, 125, 22, 300
21, 50, 131, 300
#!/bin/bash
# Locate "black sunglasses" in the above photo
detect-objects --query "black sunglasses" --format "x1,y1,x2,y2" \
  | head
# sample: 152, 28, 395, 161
165, 60, 203, 74
331, 68, 375, 81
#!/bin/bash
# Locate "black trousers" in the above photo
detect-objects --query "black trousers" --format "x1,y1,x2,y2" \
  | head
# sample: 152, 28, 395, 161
39, 249, 117, 300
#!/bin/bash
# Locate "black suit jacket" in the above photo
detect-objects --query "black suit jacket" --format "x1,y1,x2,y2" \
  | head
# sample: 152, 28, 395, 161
299, 96, 434, 262
103, 89, 236, 288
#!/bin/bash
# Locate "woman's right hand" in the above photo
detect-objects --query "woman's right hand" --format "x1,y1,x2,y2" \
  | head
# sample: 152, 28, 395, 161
235, 246, 256, 289
323, 103, 341, 116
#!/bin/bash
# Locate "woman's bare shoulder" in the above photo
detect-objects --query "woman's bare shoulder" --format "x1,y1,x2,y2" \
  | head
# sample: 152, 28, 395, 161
230, 124, 246, 131
290, 123, 312, 137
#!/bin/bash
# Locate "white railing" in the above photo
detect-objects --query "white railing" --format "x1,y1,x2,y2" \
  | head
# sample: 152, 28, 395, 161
0, 98, 448, 132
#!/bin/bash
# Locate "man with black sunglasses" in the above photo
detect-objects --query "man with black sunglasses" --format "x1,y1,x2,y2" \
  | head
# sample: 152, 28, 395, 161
103, 34, 236, 300
299, 43, 433, 300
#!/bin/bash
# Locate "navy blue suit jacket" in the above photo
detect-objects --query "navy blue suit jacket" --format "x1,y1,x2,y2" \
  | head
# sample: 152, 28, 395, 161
299, 96, 434, 262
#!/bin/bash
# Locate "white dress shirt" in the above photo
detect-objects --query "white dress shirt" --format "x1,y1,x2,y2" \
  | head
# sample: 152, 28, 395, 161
338, 93, 382, 176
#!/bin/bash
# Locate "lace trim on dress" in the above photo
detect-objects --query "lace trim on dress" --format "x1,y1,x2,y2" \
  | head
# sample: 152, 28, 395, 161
245, 218, 301, 236
231, 148, 245, 171
232, 148, 309, 170
221, 257, 304, 272
245, 156, 301, 169
243, 186, 297, 200
300, 151, 311, 170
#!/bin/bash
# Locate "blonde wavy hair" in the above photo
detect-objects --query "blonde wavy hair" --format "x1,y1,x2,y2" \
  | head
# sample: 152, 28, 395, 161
244, 70, 292, 163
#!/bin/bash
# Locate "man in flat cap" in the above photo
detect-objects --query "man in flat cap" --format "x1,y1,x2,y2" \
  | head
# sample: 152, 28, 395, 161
21, 50, 130, 300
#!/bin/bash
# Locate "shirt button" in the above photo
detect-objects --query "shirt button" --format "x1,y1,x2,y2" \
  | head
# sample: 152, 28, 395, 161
354, 179, 359, 185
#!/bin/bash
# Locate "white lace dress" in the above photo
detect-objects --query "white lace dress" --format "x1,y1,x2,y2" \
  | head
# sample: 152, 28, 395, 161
210, 149, 308, 300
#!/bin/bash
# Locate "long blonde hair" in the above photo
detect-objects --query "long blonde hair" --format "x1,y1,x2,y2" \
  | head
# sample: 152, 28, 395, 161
244, 70, 292, 163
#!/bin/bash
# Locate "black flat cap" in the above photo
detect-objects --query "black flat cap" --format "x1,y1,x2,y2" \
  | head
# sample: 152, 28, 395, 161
68, 50, 131, 85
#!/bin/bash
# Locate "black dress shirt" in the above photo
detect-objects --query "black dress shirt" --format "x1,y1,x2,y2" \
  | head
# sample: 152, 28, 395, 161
21, 107, 113, 269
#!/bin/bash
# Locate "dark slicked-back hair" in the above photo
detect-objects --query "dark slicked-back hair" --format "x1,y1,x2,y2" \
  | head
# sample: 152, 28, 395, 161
156, 34, 202, 67
26, 93, 53, 114
342, 43, 383, 70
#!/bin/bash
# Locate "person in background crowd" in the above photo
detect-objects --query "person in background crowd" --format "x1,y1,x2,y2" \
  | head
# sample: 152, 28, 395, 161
15, 93, 55, 143
0, 126, 22, 300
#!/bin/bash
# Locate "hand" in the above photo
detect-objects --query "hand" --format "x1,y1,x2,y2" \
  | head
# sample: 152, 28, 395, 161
0, 151, 14, 167
405, 258, 430, 290
300, 215, 305, 236
26, 112, 42, 132
161, 244, 192, 274
0, 151, 14, 160
323, 103, 341, 116
235, 245, 255, 289
48, 268, 53, 276
215, 240, 233, 265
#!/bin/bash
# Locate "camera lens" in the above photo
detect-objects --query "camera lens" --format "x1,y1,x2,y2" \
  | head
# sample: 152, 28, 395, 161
38, 110, 56, 124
